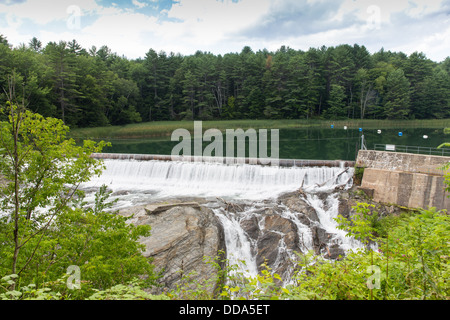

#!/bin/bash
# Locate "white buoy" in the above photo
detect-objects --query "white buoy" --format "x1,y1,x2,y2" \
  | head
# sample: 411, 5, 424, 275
377, 130, 382, 134
344, 126, 347, 130
423, 135, 428, 139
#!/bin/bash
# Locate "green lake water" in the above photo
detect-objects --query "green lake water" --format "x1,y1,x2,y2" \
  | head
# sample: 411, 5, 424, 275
98, 127, 448, 161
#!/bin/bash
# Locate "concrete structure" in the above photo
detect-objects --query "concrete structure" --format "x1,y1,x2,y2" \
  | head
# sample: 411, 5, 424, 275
91, 153, 356, 168
356, 150, 450, 211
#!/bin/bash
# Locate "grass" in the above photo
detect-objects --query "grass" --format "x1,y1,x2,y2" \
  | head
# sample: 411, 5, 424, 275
69, 119, 450, 140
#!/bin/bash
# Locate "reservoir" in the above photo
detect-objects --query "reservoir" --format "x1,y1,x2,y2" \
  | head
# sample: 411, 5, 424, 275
98, 127, 447, 161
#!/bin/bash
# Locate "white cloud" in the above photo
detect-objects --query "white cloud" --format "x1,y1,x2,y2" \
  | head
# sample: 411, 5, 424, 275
65, 7, 160, 58
132, 0, 148, 9
338, 0, 446, 24
0, 0, 99, 25
0, 0, 448, 61
165, 0, 271, 44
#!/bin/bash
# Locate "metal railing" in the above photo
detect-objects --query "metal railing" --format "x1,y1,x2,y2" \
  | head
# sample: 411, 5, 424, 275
373, 144, 450, 157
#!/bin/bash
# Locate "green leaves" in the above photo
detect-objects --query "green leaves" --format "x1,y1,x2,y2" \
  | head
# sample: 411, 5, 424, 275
0, 106, 158, 299
335, 202, 380, 245
383, 68, 411, 119
87, 280, 169, 300
3, 39, 450, 124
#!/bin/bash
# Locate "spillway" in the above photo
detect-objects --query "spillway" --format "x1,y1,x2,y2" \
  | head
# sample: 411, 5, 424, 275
83, 158, 354, 207
81, 157, 361, 281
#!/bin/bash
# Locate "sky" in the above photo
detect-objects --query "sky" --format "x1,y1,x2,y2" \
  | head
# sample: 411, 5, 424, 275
0, 0, 449, 62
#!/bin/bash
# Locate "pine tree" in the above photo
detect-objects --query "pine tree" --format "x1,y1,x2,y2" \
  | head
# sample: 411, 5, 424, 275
28, 37, 42, 52
404, 52, 434, 119
181, 69, 198, 120
44, 41, 82, 125
383, 69, 411, 119
325, 84, 347, 119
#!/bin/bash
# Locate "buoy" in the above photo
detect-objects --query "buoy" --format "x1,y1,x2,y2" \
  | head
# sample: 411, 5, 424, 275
331, 125, 334, 129
423, 135, 428, 139
359, 128, 363, 132
344, 126, 347, 130
399, 132, 403, 137
377, 130, 382, 134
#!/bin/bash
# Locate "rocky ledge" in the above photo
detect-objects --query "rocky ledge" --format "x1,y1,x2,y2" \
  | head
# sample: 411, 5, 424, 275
118, 188, 361, 292
120, 200, 226, 294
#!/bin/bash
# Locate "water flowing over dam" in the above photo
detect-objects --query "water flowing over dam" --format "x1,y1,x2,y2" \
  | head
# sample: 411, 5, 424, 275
82, 156, 362, 281
85, 156, 354, 205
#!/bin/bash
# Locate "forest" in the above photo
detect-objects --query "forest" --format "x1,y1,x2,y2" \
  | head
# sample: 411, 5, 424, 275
1, 34, 449, 128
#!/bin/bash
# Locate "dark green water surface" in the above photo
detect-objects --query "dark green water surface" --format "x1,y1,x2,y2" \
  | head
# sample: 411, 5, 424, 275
98, 127, 448, 161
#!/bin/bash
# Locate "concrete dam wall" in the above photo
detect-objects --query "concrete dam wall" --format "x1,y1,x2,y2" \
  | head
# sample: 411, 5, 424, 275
356, 150, 450, 211
91, 153, 356, 168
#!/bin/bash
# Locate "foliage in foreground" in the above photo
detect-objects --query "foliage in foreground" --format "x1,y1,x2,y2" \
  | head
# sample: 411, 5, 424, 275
1, 203, 448, 300
183, 205, 449, 300
0, 103, 158, 299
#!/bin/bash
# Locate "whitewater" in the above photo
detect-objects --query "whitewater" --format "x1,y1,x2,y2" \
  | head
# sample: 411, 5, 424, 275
81, 158, 363, 279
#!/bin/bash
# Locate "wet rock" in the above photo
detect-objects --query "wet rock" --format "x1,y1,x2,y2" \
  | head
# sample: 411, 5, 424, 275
278, 192, 319, 224
112, 190, 130, 196
255, 214, 301, 280
310, 225, 344, 259
338, 197, 351, 219
240, 216, 260, 242
327, 243, 346, 260
120, 202, 226, 295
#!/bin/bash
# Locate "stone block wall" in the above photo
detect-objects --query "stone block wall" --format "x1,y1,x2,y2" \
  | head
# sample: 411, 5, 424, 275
356, 150, 450, 211
356, 150, 448, 175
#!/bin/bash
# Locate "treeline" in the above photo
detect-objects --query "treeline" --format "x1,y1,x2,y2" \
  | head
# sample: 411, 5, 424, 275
1, 34, 449, 128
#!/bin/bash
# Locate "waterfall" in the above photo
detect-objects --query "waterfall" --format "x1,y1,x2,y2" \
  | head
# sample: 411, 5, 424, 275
303, 192, 364, 253
84, 159, 353, 206
214, 209, 259, 278
82, 159, 360, 281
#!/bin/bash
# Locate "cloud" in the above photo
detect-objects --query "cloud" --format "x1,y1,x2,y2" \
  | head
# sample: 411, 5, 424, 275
0, 0, 26, 4
132, 0, 147, 9
0, 0, 100, 26
0, 0, 448, 61
230, 0, 450, 61
238, 0, 356, 39
356, 0, 450, 59
79, 9, 160, 56
165, 0, 271, 41
120, 0, 273, 55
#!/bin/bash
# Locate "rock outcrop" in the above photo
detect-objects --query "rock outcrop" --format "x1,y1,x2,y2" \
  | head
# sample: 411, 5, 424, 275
116, 188, 369, 291
224, 190, 348, 281
255, 214, 301, 277
120, 201, 226, 294
278, 191, 346, 260
337, 185, 411, 219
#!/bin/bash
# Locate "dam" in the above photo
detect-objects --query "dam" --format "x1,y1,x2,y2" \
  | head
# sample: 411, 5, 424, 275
79, 150, 449, 286
86, 153, 355, 207
356, 150, 450, 211
82, 153, 360, 281
88, 150, 450, 212
90, 153, 356, 168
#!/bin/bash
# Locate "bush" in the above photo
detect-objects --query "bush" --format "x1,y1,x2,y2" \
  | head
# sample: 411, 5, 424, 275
0, 104, 158, 299
288, 205, 450, 300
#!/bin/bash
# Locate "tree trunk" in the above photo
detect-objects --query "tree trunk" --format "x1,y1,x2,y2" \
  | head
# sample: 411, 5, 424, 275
10, 101, 21, 287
